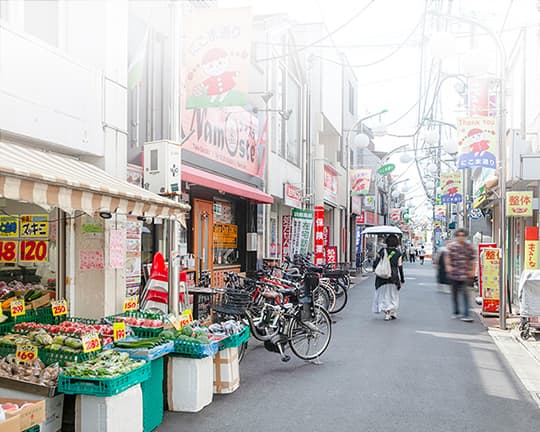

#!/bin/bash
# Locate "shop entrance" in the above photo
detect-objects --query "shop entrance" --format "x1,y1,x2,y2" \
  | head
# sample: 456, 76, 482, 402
193, 199, 214, 276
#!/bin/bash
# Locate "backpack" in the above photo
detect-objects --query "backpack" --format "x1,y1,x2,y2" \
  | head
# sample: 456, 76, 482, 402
375, 249, 393, 279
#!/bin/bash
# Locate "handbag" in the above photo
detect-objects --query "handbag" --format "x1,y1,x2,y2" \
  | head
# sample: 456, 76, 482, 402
375, 249, 392, 279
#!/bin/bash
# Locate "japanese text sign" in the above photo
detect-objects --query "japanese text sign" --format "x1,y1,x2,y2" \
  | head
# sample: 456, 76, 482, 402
525, 227, 538, 270
10, 299, 25, 317
440, 172, 463, 203
20, 214, 48, 238
51, 299, 68, 317
323, 165, 338, 203
82, 332, 101, 353
282, 215, 292, 259
325, 246, 337, 267
457, 117, 497, 169
290, 209, 313, 257
123, 295, 139, 312
0, 216, 18, 237
0, 241, 18, 263
313, 206, 325, 265
16, 345, 38, 363
480, 247, 500, 314
506, 191, 533, 217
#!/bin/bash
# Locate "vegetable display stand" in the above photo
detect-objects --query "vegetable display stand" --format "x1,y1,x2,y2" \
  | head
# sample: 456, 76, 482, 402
75, 384, 143, 432
219, 325, 250, 350
213, 347, 240, 394
166, 356, 213, 412
106, 311, 164, 339
141, 357, 164, 432
172, 339, 218, 359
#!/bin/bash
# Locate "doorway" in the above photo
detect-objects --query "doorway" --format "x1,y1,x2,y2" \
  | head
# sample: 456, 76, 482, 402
193, 199, 214, 275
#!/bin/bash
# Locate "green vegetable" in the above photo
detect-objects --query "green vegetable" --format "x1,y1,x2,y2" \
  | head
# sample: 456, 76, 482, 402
180, 325, 193, 337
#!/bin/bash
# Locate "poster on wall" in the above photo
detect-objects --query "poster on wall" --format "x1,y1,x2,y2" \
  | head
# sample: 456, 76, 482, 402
109, 230, 125, 269
323, 165, 338, 204
79, 250, 104, 270
183, 7, 252, 109
290, 209, 313, 257
81, 216, 104, 239
440, 172, 463, 203
282, 215, 292, 259
456, 117, 497, 169
125, 220, 143, 295
20, 214, 48, 238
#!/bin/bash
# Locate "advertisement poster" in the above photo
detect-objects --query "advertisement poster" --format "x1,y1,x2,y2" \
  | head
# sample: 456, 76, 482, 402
478, 243, 497, 297
456, 117, 497, 169
350, 169, 372, 195
313, 206, 325, 265
183, 7, 251, 109
480, 248, 500, 315
0, 216, 18, 237
325, 246, 337, 267
109, 230, 125, 269
213, 223, 238, 248
323, 165, 338, 204
79, 250, 104, 270
81, 216, 104, 239
506, 191, 533, 217
281, 215, 292, 259
125, 220, 143, 294
440, 172, 463, 203
434, 205, 446, 220
291, 209, 313, 258
20, 214, 48, 238
525, 227, 539, 270
390, 208, 400, 224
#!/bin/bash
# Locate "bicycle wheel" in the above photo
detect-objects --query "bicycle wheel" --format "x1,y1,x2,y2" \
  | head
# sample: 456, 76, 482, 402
362, 258, 374, 273
319, 280, 336, 312
238, 342, 248, 362
329, 279, 348, 314
312, 285, 331, 311
288, 305, 332, 361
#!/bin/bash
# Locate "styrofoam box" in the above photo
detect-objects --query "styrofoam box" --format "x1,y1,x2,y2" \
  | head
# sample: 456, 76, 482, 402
167, 356, 213, 412
213, 347, 240, 394
75, 384, 143, 432
0, 388, 64, 432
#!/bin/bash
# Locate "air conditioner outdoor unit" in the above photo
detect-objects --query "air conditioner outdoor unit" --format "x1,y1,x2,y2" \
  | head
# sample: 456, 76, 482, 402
143, 140, 181, 195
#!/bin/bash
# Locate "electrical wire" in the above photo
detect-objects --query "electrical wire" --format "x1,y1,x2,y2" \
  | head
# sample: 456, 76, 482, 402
0, 209, 86, 223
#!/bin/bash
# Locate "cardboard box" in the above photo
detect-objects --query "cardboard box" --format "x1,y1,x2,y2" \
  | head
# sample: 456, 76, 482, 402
27, 293, 51, 310
0, 398, 46, 430
0, 415, 20, 432
213, 347, 240, 394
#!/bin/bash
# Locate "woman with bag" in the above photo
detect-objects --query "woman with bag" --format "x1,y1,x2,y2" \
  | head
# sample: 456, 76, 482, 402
372, 234, 405, 321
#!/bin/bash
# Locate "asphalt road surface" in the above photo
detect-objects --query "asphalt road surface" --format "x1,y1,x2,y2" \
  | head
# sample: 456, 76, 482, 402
158, 262, 540, 432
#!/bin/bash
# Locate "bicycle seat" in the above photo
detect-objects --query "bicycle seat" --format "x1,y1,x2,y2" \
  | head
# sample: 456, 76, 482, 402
278, 288, 298, 297
307, 265, 324, 273
283, 272, 303, 282
323, 269, 347, 277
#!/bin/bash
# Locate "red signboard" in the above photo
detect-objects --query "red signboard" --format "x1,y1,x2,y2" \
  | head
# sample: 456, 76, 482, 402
478, 243, 496, 297
283, 183, 303, 209
282, 215, 292, 260
356, 212, 365, 225
325, 246, 337, 268
525, 227, 539, 270
313, 206, 325, 265
364, 211, 375, 226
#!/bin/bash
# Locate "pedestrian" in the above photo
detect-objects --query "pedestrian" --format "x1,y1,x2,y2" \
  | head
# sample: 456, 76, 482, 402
434, 240, 450, 293
445, 228, 476, 322
409, 245, 416, 263
419, 245, 426, 265
372, 234, 405, 321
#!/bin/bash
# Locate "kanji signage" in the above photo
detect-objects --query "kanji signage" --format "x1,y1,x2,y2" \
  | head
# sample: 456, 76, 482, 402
291, 209, 313, 257
506, 191, 533, 217
478, 243, 496, 297
283, 183, 303, 209
457, 117, 497, 169
281, 215, 292, 259
325, 246, 337, 267
0, 216, 18, 237
440, 172, 463, 203
480, 248, 500, 315
313, 206, 325, 265
20, 214, 48, 238
525, 227, 538, 270
377, 163, 395, 175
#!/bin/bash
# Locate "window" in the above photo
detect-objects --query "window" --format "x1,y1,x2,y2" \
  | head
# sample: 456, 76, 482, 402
286, 74, 300, 166
349, 82, 355, 115
24, 0, 59, 47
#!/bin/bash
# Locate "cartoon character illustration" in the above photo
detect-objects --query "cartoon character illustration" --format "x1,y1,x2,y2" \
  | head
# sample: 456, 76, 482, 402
457, 123, 497, 169
466, 128, 490, 156
191, 48, 239, 103
445, 178, 458, 195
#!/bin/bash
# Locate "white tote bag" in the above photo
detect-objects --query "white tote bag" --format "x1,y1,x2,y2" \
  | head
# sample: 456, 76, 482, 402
375, 249, 392, 279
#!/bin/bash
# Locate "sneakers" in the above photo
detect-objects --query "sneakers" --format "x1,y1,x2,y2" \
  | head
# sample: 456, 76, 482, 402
384, 312, 392, 321
460, 316, 473, 322
451, 314, 462, 319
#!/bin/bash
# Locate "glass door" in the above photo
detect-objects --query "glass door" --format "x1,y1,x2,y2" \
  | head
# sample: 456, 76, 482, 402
193, 199, 214, 275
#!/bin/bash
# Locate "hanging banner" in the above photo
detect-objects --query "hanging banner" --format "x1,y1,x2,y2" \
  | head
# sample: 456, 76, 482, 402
390, 208, 400, 224
183, 7, 251, 109
363, 195, 375, 210
478, 243, 497, 297
323, 164, 338, 204
325, 246, 337, 267
506, 191, 533, 217
480, 248, 500, 315
525, 227, 539, 270
313, 206, 325, 265
434, 205, 446, 220
350, 169, 371, 195
456, 117, 497, 169
281, 215, 292, 259
440, 172, 463, 203
290, 209, 313, 257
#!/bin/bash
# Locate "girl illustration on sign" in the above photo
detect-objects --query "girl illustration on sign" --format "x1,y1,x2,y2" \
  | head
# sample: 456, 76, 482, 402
457, 126, 497, 168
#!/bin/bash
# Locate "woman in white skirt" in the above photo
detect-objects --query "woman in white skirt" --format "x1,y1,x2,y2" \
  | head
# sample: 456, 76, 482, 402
372, 234, 405, 320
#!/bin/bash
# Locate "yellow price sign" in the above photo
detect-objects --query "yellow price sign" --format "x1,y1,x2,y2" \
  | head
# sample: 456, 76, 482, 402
10, 299, 26, 317
179, 309, 193, 328
81, 332, 101, 353
123, 296, 139, 312
16, 344, 38, 363
113, 322, 127, 341
51, 299, 68, 317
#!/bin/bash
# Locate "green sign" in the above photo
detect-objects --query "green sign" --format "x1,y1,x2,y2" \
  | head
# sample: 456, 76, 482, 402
377, 163, 396, 175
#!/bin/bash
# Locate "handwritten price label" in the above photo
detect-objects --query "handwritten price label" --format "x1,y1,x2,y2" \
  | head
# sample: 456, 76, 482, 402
16, 344, 38, 363
123, 296, 139, 312
10, 299, 26, 317
51, 299, 68, 317
113, 322, 126, 341
179, 309, 193, 327
82, 332, 101, 353
166, 313, 181, 331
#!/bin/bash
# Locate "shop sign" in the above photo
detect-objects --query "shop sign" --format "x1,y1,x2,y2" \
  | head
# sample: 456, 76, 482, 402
10, 299, 25, 317
351, 195, 362, 214
323, 226, 330, 248
356, 212, 365, 225
363, 195, 375, 210
82, 332, 102, 353
480, 248, 500, 315
283, 183, 303, 209
506, 191, 533, 217
525, 227, 539, 270
434, 205, 446, 220
440, 172, 463, 203
0, 216, 18, 237
82, 216, 104, 239
16, 344, 38, 363
364, 211, 375, 226
390, 208, 400, 224
0, 240, 18, 263
281, 215, 292, 259
313, 206, 325, 265
19, 240, 48, 263
350, 169, 371, 195
113, 322, 126, 341
323, 165, 338, 204
20, 214, 48, 238
377, 163, 395, 176
456, 117, 497, 169
51, 299, 68, 317
213, 223, 238, 248
325, 246, 337, 267
183, 7, 252, 109
123, 295, 139, 312
290, 209, 313, 257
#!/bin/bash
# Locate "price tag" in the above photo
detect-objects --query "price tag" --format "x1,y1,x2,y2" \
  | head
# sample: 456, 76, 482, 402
10, 299, 26, 317
179, 309, 193, 327
166, 313, 181, 331
113, 322, 126, 341
51, 299, 68, 317
123, 295, 139, 312
82, 332, 101, 353
16, 344, 38, 363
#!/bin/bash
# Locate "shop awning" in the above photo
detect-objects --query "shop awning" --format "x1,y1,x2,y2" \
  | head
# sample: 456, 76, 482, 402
0, 142, 190, 218
181, 164, 273, 204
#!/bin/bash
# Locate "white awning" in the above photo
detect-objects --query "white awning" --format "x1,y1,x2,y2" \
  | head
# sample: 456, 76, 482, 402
0, 141, 190, 218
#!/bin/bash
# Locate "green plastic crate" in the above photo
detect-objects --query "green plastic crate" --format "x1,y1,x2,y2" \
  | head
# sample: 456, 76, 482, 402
0, 342, 16, 357
142, 357, 164, 432
172, 339, 218, 359
58, 361, 151, 396
23, 426, 40, 432
0, 321, 14, 335
38, 347, 97, 367
219, 325, 250, 350
107, 311, 164, 339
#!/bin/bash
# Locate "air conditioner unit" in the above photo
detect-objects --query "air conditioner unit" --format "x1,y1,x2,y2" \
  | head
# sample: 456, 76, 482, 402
143, 140, 181, 195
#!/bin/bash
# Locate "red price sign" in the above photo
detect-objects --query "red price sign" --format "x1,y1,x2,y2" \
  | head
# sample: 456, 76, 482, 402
82, 332, 101, 353
113, 322, 126, 341
0, 240, 18, 263
10, 299, 26, 317
16, 344, 38, 363
51, 299, 68, 317
179, 309, 193, 328
123, 295, 139, 312
19, 240, 48, 263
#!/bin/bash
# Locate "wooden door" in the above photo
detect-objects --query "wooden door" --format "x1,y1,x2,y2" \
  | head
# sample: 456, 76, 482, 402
193, 199, 214, 276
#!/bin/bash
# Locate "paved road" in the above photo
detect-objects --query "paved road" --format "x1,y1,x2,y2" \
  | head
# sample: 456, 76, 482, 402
159, 263, 540, 432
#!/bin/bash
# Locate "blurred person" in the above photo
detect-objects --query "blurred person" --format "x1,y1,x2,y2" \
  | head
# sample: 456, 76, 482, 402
445, 228, 476, 322
409, 245, 416, 263
372, 234, 405, 321
434, 240, 450, 293
418, 245, 426, 265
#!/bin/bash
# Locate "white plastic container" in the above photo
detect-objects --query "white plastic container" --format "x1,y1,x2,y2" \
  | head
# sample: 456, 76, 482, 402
75, 385, 143, 432
167, 356, 213, 412
213, 347, 240, 394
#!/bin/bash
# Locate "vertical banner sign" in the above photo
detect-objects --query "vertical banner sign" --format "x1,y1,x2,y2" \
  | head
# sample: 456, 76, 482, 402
506, 191, 533, 217
456, 117, 497, 169
481, 248, 501, 315
434, 205, 446, 220
183, 8, 251, 109
525, 227, 539, 270
109, 229, 125, 269
323, 164, 338, 204
478, 243, 497, 297
440, 172, 463, 203
290, 209, 313, 257
281, 215, 292, 259
390, 208, 400, 224
350, 169, 372, 195
325, 246, 337, 267
313, 206, 325, 265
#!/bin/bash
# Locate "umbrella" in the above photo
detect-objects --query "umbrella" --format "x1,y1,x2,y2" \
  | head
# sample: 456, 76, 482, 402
362, 225, 403, 235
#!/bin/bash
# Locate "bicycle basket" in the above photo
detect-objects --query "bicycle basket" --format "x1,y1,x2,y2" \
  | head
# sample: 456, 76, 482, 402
211, 288, 252, 316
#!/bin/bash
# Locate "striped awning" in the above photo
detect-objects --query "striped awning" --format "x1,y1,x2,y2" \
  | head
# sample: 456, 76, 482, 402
0, 141, 190, 218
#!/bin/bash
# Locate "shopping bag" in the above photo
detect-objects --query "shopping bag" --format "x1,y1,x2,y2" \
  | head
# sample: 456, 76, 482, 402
375, 249, 392, 279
